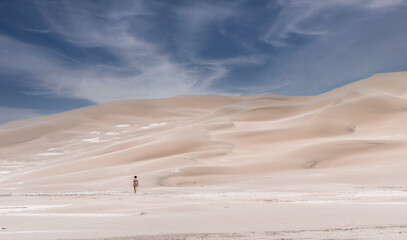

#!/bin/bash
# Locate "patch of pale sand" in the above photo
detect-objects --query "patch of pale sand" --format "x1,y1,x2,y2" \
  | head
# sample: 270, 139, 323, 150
82, 137, 109, 143
90, 131, 101, 135
115, 124, 130, 128
2, 213, 132, 217
0, 204, 70, 213
177, 190, 407, 202
219, 158, 231, 162
0, 191, 128, 196
335, 190, 407, 198
0, 230, 79, 235
35, 152, 64, 156
105, 132, 120, 136
71, 225, 407, 240
373, 135, 391, 139
2, 194, 407, 240
78, 224, 407, 240
289, 200, 407, 204
0, 160, 26, 165
141, 122, 167, 129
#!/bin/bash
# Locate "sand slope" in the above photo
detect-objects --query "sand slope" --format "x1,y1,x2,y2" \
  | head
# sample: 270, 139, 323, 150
1, 72, 407, 191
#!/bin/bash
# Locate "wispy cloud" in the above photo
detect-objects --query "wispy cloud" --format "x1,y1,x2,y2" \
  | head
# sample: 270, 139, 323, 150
367, 0, 406, 9
262, 0, 407, 47
174, 2, 237, 33
0, 0, 263, 104
258, 0, 407, 94
0, 33, 201, 102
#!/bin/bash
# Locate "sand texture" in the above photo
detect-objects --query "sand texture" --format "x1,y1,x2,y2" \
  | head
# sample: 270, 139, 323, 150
2, 72, 407, 239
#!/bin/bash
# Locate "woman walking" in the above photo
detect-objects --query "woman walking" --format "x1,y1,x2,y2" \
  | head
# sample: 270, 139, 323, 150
133, 176, 139, 194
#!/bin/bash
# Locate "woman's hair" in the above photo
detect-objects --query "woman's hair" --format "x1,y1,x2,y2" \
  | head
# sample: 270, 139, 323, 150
134, 176, 137, 178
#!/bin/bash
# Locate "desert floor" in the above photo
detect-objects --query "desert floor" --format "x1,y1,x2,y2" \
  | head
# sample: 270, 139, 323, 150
2, 176, 407, 240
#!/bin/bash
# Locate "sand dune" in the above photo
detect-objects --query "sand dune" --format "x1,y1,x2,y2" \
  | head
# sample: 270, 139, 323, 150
2, 72, 407, 239
2, 72, 407, 189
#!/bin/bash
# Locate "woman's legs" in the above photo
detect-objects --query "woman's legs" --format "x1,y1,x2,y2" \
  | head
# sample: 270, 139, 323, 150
133, 186, 137, 193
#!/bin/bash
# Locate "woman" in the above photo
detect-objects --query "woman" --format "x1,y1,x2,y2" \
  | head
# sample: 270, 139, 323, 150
133, 176, 139, 194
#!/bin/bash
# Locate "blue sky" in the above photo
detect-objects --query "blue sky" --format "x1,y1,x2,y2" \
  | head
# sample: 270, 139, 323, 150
1, 0, 407, 124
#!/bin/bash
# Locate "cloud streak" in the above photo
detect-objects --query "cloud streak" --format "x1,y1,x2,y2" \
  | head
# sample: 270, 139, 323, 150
0, 0, 261, 104
262, 0, 407, 47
